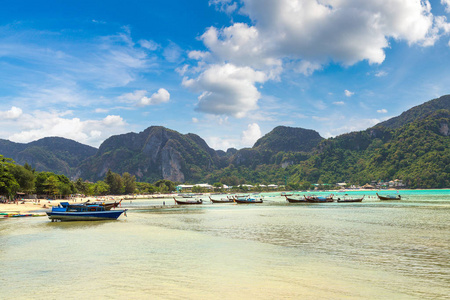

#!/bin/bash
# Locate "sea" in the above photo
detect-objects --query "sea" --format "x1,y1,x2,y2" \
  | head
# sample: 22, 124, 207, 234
1, 190, 449, 299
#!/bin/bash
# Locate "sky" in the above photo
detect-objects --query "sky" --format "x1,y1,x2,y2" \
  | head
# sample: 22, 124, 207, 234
1, 0, 450, 150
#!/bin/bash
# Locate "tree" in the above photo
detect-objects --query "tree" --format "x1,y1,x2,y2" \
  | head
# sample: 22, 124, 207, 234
44, 175, 59, 198
10, 164, 35, 194
136, 182, 156, 194
104, 169, 124, 195
0, 155, 19, 198
75, 178, 89, 195
154, 180, 175, 192
122, 172, 136, 194
91, 181, 109, 195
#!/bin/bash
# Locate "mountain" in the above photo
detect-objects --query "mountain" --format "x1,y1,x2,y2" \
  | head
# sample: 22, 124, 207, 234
379, 94, 450, 129
253, 126, 323, 152
77, 126, 221, 182
285, 109, 450, 188
0, 137, 97, 176
228, 126, 323, 168
1, 95, 448, 188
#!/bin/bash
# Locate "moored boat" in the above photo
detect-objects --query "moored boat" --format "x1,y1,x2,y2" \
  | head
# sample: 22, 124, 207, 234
46, 202, 127, 222
209, 196, 234, 203
376, 193, 401, 200
87, 199, 122, 210
284, 195, 307, 203
233, 196, 263, 204
304, 195, 334, 203
173, 197, 203, 205
337, 195, 364, 203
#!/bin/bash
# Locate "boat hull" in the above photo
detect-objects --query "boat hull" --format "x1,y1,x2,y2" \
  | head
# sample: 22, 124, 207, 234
376, 193, 401, 200
46, 210, 126, 221
304, 196, 334, 203
173, 197, 203, 205
285, 196, 307, 203
210, 198, 234, 203
234, 198, 263, 204
337, 198, 363, 203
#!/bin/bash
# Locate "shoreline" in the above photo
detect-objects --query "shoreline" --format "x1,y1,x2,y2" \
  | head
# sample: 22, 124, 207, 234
2, 189, 448, 215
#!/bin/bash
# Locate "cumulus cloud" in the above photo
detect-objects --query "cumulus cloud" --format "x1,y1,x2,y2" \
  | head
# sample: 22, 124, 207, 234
344, 90, 354, 97
377, 108, 388, 113
442, 0, 450, 13
138, 88, 170, 106
241, 123, 262, 146
102, 115, 125, 125
4, 110, 128, 147
0, 106, 23, 119
186, 0, 448, 118
118, 89, 170, 106
183, 63, 267, 118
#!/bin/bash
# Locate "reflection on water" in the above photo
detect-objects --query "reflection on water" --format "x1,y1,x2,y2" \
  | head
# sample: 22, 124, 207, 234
1, 192, 449, 299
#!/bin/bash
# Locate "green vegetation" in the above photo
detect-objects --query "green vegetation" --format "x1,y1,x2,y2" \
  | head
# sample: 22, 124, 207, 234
0, 96, 448, 191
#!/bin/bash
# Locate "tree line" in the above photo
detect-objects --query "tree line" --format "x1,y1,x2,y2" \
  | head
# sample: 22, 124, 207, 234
0, 155, 177, 199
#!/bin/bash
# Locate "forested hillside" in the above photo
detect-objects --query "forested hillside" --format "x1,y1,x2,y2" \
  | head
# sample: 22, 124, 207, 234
0, 95, 448, 189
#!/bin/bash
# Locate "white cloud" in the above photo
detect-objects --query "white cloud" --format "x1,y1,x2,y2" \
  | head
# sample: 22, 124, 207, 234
209, 0, 238, 14
442, 0, 450, 13
333, 101, 345, 106
95, 108, 109, 113
192, 117, 199, 123
193, 0, 444, 77
118, 89, 170, 106
206, 136, 239, 150
241, 123, 262, 146
375, 70, 388, 77
377, 108, 388, 113
0, 106, 23, 119
118, 90, 148, 102
183, 63, 267, 118
138, 88, 170, 106
163, 42, 183, 63
344, 90, 354, 97
102, 115, 125, 125
185, 0, 447, 120
295, 61, 322, 76
139, 39, 159, 50
4, 110, 128, 147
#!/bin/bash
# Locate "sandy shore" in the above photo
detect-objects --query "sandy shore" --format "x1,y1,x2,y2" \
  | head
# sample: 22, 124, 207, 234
0, 202, 50, 213
0, 194, 176, 214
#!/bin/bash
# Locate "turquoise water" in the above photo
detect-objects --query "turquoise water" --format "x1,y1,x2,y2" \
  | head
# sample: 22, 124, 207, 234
1, 190, 449, 299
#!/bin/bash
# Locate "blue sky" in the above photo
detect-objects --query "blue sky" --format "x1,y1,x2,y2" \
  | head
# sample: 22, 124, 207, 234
1, 0, 450, 150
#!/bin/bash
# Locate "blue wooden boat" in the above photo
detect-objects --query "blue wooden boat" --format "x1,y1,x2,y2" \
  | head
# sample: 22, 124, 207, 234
233, 196, 263, 203
304, 195, 334, 203
46, 202, 127, 222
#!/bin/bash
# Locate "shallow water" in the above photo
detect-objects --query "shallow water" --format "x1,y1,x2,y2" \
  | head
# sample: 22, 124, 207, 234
1, 191, 449, 299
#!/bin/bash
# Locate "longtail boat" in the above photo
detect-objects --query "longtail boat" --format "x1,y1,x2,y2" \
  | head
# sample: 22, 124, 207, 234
87, 199, 122, 210
337, 195, 364, 203
284, 195, 307, 203
209, 196, 234, 203
233, 196, 263, 204
46, 202, 127, 222
304, 195, 334, 203
173, 197, 203, 205
376, 193, 401, 200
